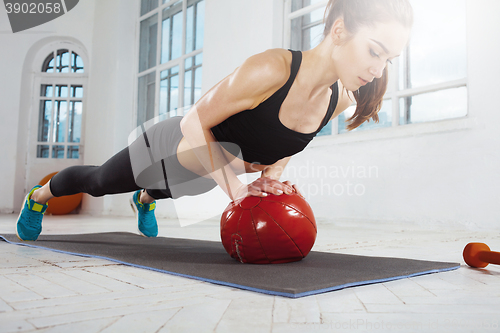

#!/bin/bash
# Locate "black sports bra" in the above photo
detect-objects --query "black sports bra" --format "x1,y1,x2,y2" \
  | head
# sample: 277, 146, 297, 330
211, 50, 338, 165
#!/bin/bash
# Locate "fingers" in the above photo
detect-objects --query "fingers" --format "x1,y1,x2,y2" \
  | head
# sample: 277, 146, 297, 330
282, 180, 298, 195
292, 184, 305, 199
247, 186, 270, 197
250, 181, 282, 197
237, 178, 304, 200
232, 184, 265, 203
258, 177, 292, 196
282, 180, 304, 198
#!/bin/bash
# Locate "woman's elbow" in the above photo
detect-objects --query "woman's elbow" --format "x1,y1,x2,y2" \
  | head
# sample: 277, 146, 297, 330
179, 113, 189, 132
180, 110, 212, 140
180, 111, 197, 137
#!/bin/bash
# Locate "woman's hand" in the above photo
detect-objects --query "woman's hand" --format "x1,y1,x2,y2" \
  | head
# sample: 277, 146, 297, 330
232, 177, 303, 202
282, 180, 305, 199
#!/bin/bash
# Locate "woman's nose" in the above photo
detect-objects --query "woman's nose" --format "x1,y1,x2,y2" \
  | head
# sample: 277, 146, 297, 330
369, 61, 386, 79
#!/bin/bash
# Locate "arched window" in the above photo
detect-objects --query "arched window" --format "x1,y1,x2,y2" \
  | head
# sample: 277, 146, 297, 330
41, 49, 85, 73
36, 48, 86, 159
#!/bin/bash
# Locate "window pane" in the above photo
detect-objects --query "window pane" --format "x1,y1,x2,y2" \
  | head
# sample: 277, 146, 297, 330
292, 0, 325, 11
400, 87, 467, 124
186, 4, 194, 54
53, 101, 67, 142
141, 0, 158, 16
161, 1, 182, 63
184, 69, 192, 106
195, 52, 202, 66
42, 52, 54, 72
68, 101, 82, 143
56, 49, 70, 73
71, 52, 84, 73
184, 67, 202, 106
161, 17, 171, 63
41, 84, 53, 97
139, 14, 158, 72
37, 145, 49, 158
71, 85, 83, 98
400, 0, 466, 89
339, 100, 393, 133
159, 66, 179, 116
195, 0, 204, 50
67, 146, 79, 159
52, 145, 65, 159
290, 8, 324, 51
170, 71, 179, 112
38, 101, 52, 142
185, 56, 193, 70
55, 85, 68, 98
183, 54, 202, 107
137, 72, 156, 125
171, 11, 182, 59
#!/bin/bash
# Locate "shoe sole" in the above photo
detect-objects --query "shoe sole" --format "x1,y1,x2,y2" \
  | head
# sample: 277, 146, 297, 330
16, 191, 35, 241
129, 197, 148, 238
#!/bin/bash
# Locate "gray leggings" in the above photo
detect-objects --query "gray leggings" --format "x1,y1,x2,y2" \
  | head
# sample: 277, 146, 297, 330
49, 117, 217, 200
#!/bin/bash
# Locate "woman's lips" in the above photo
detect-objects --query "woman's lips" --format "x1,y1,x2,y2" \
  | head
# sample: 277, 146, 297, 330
359, 77, 368, 86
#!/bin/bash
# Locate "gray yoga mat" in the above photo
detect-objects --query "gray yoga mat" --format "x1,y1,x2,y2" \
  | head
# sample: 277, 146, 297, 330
1, 232, 459, 298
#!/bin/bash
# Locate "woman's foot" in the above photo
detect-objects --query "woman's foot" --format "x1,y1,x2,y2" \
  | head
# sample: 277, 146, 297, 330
16, 186, 48, 241
130, 190, 158, 237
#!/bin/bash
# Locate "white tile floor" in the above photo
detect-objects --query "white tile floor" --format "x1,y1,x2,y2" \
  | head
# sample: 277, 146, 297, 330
1, 213, 499, 333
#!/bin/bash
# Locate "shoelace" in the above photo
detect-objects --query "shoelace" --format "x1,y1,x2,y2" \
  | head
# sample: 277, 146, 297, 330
140, 209, 155, 225
24, 204, 42, 229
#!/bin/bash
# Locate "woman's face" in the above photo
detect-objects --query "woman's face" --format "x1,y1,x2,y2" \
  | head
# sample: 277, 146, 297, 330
332, 20, 411, 91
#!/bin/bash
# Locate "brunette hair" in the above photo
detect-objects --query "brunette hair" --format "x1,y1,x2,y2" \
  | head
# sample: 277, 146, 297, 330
323, 0, 413, 130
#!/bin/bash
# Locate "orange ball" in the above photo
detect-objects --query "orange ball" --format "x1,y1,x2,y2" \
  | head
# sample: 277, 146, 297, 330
38, 172, 83, 215
463, 242, 491, 268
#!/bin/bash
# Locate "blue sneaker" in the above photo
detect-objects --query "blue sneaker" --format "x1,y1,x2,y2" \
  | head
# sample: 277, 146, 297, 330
130, 190, 158, 237
16, 186, 48, 241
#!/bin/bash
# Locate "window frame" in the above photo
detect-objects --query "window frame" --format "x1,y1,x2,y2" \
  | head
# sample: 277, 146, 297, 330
136, 0, 204, 124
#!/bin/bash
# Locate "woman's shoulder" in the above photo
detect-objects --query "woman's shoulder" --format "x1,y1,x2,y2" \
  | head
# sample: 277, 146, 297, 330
198, 49, 294, 112
235, 49, 292, 97
252, 48, 293, 67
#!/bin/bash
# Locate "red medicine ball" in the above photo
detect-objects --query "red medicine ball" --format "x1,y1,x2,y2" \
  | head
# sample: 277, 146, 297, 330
220, 192, 317, 264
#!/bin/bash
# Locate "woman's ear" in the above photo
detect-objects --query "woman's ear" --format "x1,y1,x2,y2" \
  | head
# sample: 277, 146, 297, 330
329, 18, 347, 45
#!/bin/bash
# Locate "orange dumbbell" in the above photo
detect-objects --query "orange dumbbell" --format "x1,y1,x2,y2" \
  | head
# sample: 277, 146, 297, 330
463, 243, 500, 268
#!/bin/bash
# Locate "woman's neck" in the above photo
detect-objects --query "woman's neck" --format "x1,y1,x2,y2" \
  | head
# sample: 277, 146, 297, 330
299, 40, 339, 97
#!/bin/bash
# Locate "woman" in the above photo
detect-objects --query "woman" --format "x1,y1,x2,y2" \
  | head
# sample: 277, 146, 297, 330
17, 0, 413, 241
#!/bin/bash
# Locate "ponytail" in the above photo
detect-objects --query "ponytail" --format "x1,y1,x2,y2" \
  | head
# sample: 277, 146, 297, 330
348, 67, 388, 131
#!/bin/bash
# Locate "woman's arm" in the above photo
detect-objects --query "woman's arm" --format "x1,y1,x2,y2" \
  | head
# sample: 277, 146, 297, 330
261, 156, 304, 197
180, 49, 293, 201
261, 156, 291, 180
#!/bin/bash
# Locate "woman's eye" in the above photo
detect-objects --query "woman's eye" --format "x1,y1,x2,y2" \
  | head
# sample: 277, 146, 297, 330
371, 48, 393, 64
369, 49, 379, 58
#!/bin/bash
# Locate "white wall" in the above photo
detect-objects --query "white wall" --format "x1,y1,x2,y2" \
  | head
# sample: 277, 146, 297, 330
79, 0, 139, 216
2, 0, 499, 231
203, 0, 284, 92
